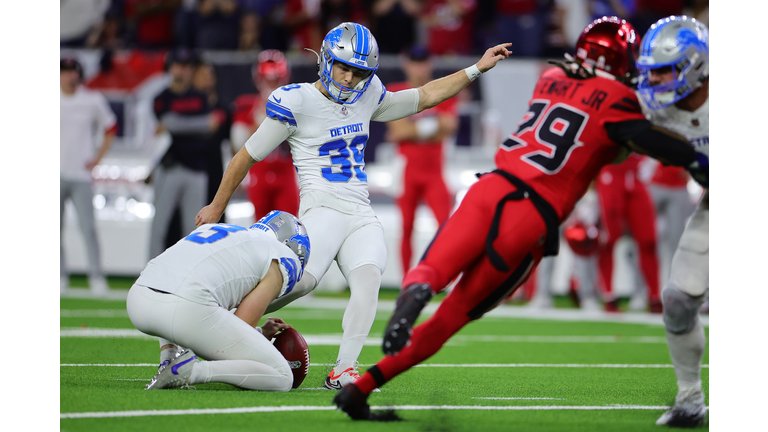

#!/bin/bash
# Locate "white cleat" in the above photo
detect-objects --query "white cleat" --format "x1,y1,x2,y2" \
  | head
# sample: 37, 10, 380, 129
89, 277, 110, 296
146, 349, 199, 390
525, 295, 554, 310
627, 294, 648, 312
656, 387, 707, 427
579, 297, 602, 312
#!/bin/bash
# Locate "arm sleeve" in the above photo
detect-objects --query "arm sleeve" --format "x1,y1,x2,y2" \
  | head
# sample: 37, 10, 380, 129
159, 112, 211, 134
604, 119, 696, 167
244, 117, 292, 162
371, 88, 420, 122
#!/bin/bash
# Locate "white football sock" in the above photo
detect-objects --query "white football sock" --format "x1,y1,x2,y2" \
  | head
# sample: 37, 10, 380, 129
335, 264, 381, 374
666, 316, 706, 392
191, 360, 292, 391
159, 338, 179, 363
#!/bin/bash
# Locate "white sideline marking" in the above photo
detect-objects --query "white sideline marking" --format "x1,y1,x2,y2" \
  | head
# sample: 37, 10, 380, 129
473, 397, 563, 400
59, 329, 670, 344
62, 363, 710, 368
61, 404, 678, 419
61, 310, 129, 318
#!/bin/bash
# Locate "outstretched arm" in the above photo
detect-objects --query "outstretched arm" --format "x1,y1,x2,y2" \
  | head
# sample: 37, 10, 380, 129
416, 43, 511, 112
195, 146, 256, 226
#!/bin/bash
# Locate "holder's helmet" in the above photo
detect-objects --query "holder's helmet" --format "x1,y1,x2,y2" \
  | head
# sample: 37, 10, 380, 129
250, 211, 310, 279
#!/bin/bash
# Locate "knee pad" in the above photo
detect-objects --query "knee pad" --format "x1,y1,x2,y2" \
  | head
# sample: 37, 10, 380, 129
661, 284, 704, 335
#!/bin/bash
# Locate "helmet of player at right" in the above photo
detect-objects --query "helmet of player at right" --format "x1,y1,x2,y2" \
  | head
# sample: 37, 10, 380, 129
253, 49, 290, 94
316, 22, 379, 104
573, 16, 640, 82
250, 211, 310, 278
636, 15, 709, 110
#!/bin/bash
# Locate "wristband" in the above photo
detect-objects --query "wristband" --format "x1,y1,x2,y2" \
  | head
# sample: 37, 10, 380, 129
464, 64, 482, 82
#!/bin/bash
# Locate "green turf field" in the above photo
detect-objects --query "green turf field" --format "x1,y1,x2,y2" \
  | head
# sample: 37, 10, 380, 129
60, 287, 709, 431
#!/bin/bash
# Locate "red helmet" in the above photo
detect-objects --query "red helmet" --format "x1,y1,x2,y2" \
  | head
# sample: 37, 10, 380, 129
253, 49, 289, 84
575, 16, 639, 80
564, 222, 600, 257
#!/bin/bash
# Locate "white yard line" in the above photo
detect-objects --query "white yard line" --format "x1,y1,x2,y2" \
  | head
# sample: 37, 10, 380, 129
59, 295, 709, 327
59, 329, 672, 344
473, 397, 563, 400
62, 363, 709, 368
61, 404, 681, 419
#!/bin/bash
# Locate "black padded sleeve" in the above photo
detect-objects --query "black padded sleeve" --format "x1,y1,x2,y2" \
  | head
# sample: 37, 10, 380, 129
604, 119, 696, 167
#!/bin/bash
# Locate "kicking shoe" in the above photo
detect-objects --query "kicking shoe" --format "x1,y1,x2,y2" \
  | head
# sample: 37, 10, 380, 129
325, 367, 361, 390
383, 283, 434, 355
146, 349, 199, 390
656, 387, 707, 427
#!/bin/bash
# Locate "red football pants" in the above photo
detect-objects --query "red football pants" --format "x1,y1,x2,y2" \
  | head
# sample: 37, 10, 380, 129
247, 162, 299, 221
355, 173, 547, 394
397, 167, 452, 276
595, 170, 660, 302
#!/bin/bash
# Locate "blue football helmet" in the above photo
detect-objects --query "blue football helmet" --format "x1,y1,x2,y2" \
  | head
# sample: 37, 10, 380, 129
250, 211, 310, 277
314, 22, 379, 104
636, 16, 709, 110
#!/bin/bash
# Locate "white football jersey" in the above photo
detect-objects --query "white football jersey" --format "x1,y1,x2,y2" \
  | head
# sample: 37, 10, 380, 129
135, 224, 301, 310
261, 75, 415, 206
639, 95, 709, 163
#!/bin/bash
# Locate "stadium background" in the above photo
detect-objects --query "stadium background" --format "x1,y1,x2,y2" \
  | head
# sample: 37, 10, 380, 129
60, 0, 708, 295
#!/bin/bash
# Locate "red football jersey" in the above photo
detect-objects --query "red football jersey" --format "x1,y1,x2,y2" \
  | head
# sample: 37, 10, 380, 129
494, 67, 646, 220
388, 81, 457, 172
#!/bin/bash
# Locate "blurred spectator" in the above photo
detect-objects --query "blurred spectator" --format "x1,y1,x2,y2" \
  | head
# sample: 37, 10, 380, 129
321, 0, 367, 33
249, 0, 291, 51
149, 49, 222, 259
61, 0, 111, 47
553, 0, 591, 48
367, 0, 422, 54
589, 0, 636, 21
86, 10, 127, 49
192, 62, 231, 207
60, 58, 117, 295
386, 46, 458, 276
230, 50, 300, 221
284, 0, 324, 53
194, 0, 242, 49
542, 0, 568, 58
239, 12, 261, 50
422, 0, 477, 56
124, 0, 182, 49
633, 0, 684, 37
492, 0, 546, 58
683, 0, 708, 26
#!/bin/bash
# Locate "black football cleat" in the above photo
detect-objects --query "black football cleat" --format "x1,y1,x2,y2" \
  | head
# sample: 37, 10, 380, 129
382, 283, 434, 355
334, 384, 372, 420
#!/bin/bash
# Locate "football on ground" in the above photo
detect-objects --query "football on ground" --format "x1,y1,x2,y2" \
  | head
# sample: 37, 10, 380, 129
272, 328, 310, 388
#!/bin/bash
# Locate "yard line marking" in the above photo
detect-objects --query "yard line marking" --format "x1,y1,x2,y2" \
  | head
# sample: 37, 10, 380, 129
61, 404, 682, 419
60, 310, 129, 318
59, 294, 708, 327
473, 397, 563, 400
60, 329, 671, 344
62, 363, 709, 368
112, 379, 151, 381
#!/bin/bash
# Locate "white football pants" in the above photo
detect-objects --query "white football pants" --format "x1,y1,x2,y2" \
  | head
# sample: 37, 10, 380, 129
126, 284, 292, 391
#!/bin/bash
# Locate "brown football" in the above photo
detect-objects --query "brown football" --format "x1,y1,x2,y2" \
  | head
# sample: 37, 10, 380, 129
272, 328, 310, 388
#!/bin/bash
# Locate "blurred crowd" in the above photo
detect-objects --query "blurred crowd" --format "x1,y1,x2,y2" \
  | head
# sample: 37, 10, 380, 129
61, 0, 709, 58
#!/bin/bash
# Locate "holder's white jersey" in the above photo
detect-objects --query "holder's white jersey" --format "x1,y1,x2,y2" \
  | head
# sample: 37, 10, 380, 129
135, 224, 301, 310
640, 96, 709, 164
257, 75, 418, 206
